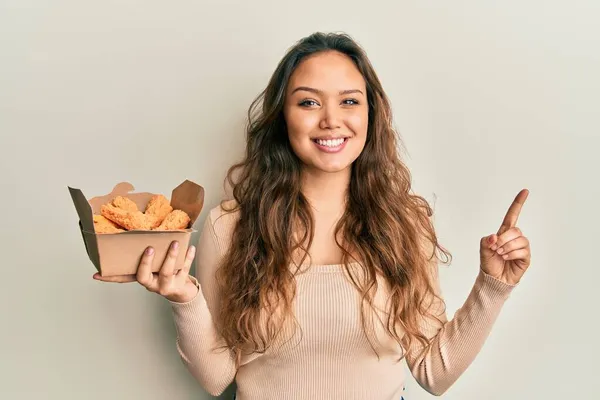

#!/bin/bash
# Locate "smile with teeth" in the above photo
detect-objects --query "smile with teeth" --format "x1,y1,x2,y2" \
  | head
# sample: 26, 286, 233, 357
314, 138, 347, 147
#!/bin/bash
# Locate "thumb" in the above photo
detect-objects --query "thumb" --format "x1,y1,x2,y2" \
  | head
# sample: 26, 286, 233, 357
481, 234, 497, 252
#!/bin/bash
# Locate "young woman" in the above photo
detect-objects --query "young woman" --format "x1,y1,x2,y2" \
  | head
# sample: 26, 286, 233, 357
95, 32, 531, 400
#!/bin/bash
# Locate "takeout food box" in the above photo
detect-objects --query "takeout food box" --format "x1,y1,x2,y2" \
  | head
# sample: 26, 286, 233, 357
68, 180, 204, 277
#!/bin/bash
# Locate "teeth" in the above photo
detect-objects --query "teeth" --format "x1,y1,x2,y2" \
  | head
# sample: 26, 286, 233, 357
316, 138, 345, 147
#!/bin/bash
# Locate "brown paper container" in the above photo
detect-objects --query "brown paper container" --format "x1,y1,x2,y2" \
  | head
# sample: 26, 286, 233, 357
68, 180, 204, 277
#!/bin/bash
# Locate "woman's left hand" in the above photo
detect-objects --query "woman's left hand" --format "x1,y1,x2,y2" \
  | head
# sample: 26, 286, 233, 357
480, 189, 531, 286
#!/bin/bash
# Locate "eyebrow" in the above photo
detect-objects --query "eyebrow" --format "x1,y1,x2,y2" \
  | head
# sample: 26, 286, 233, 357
290, 86, 364, 96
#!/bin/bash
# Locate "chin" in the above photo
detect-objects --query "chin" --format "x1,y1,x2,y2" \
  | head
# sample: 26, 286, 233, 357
306, 159, 354, 174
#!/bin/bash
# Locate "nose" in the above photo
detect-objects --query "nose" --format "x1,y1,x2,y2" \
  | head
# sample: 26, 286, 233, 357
318, 104, 342, 130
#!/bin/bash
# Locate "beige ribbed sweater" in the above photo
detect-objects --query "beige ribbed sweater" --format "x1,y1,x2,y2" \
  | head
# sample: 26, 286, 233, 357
169, 201, 516, 399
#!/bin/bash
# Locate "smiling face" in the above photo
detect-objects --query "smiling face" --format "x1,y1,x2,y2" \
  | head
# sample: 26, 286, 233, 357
283, 51, 369, 175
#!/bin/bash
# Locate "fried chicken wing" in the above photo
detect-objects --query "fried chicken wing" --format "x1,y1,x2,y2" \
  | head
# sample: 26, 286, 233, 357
153, 209, 191, 231
144, 194, 173, 228
93, 214, 125, 233
101, 204, 154, 231
111, 195, 138, 212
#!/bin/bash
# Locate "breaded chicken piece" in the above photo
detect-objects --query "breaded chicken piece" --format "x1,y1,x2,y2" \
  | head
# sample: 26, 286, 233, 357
111, 195, 138, 212
93, 214, 125, 233
101, 203, 154, 231
153, 209, 190, 231
144, 194, 173, 228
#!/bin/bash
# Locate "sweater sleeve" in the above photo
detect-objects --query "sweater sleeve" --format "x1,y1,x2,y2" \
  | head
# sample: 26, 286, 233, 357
168, 214, 237, 397
404, 257, 517, 396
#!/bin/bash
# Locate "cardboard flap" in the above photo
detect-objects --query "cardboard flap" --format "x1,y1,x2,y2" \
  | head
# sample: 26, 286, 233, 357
110, 182, 135, 196
171, 179, 205, 225
69, 187, 101, 269
68, 186, 95, 232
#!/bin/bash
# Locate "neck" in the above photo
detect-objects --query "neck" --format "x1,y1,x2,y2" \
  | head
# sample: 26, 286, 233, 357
300, 166, 351, 213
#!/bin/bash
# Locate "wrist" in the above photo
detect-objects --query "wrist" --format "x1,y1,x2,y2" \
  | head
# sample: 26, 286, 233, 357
167, 280, 199, 303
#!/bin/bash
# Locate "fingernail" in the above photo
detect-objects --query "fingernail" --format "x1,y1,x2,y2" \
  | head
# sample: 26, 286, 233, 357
491, 244, 497, 251
172, 241, 179, 250
497, 247, 504, 254
146, 247, 154, 255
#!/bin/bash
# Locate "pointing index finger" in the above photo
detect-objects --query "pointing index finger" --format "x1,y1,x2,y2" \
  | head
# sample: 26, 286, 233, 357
497, 189, 529, 235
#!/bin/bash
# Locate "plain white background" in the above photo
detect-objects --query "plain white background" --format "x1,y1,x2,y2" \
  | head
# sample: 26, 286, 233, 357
1, 1, 598, 399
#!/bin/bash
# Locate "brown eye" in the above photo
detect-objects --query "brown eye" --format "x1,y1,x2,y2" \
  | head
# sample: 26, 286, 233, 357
342, 99, 359, 105
299, 99, 319, 107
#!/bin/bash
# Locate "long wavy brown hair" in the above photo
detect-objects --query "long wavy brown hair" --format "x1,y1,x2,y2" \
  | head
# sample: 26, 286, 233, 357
214, 32, 452, 367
